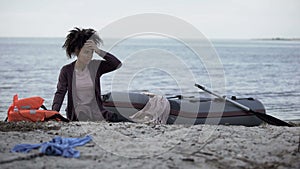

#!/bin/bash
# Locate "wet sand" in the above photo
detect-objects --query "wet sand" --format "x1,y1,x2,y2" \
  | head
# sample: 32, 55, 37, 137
0, 121, 299, 169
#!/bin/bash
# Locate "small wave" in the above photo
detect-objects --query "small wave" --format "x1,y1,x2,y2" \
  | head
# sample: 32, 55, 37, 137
0, 86, 13, 90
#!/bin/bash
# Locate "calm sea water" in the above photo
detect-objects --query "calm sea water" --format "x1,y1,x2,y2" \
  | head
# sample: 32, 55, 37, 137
0, 37, 299, 121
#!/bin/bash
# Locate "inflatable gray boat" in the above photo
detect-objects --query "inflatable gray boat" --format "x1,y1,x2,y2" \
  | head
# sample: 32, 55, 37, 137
102, 92, 266, 126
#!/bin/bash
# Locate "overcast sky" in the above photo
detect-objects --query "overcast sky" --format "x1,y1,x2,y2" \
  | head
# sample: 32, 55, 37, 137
0, 0, 299, 39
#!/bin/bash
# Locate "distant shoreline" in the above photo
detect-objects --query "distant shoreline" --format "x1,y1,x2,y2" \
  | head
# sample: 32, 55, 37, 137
253, 37, 300, 41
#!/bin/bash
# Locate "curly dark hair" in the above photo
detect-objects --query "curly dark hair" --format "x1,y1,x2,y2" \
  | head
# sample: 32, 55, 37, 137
62, 27, 103, 58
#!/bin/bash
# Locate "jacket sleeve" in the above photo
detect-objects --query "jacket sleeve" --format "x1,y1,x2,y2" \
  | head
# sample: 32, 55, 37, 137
99, 51, 122, 75
52, 66, 68, 112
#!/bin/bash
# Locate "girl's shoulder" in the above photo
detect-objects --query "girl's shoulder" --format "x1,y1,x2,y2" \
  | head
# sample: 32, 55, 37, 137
61, 61, 76, 72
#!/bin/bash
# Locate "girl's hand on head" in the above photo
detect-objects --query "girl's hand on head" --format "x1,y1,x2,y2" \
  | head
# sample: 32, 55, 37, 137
85, 40, 100, 53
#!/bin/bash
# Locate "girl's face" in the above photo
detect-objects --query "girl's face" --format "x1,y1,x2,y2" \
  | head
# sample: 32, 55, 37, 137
77, 45, 93, 65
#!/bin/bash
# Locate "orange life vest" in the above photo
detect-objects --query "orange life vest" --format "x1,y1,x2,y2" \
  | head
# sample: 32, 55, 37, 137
7, 94, 69, 122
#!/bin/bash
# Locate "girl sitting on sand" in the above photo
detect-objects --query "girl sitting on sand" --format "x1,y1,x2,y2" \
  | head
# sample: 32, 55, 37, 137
52, 27, 122, 122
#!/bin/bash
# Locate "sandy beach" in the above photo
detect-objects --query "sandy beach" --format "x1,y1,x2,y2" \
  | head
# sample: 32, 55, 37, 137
0, 121, 299, 169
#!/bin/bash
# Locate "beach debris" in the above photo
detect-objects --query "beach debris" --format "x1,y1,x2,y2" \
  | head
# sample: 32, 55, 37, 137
11, 135, 92, 158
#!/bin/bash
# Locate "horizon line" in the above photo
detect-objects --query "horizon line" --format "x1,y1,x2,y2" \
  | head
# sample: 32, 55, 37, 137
0, 36, 300, 41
